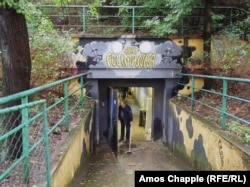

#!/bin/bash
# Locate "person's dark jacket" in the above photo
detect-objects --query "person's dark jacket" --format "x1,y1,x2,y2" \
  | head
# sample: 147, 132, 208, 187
118, 104, 133, 125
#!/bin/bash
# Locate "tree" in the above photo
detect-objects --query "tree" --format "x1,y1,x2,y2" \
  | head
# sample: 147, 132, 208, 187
203, 0, 213, 69
0, 0, 90, 159
0, 1, 31, 158
0, 4, 31, 97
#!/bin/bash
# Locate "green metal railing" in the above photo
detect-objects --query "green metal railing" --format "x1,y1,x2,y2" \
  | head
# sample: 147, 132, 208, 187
0, 72, 90, 187
178, 74, 250, 130
0, 100, 50, 185
38, 5, 249, 35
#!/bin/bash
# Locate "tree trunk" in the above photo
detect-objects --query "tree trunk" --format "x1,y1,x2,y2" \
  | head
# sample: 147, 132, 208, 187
0, 8, 31, 158
203, 0, 213, 70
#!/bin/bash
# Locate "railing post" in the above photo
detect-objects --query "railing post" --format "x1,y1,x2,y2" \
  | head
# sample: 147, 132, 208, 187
181, 19, 184, 36
82, 6, 86, 34
191, 76, 195, 110
42, 102, 51, 187
221, 79, 228, 129
80, 76, 85, 109
132, 6, 135, 34
21, 96, 30, 183
183, 36, 189, 66
64, 81, 69, 131
230, 8, 232, 30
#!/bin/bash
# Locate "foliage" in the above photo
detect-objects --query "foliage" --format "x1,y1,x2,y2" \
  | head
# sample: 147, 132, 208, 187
28, 6, 78, 87
108, 0, 249, 37
211, 12, 225, 31
0, 0, 29, 14
226, 121, 250, 145
143, 0, 202, 36
110, 0, 144, 6
227, 14, 250, 41
89, 0, 101, 18
187, 36, 250, 74
111, 0, 171, 33
53, 0, 71, 6
29, 0, 94, 5
211, 30, 250, 72
109, 0, 206, 36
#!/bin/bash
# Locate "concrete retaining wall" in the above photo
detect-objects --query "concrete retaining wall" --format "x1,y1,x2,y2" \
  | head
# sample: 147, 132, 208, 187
50, 103, 95, 187
168, 101, 250, 170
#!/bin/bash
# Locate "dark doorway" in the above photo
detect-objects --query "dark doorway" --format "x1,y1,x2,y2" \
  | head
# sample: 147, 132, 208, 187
107, 88, 118, 156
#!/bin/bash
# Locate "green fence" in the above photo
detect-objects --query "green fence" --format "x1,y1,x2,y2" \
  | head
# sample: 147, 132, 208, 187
38, 5, 249, 36
0, 72, 90, 187
177, 73, 250, 143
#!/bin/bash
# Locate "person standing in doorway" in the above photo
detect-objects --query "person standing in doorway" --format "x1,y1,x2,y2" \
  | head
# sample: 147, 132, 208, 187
118, 100, 133, 143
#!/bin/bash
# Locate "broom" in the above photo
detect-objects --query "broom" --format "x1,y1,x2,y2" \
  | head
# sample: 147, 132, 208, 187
126, 124, 134, 155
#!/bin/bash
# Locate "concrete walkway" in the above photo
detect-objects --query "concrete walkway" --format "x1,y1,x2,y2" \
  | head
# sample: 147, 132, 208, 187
71, 96, 192, 187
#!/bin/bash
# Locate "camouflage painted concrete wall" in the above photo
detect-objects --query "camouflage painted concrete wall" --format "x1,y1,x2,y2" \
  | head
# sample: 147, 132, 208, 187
50, 103, 96, 187
168, 101, 250, 170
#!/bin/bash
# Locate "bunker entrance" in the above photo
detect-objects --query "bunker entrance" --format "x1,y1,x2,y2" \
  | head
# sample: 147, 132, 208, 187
99, 80, 165, 156
111, 87, 153, 156
77, 35, 183, 154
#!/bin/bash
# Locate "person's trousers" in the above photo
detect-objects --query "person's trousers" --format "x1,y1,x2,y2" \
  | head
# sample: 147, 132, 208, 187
120, 122, 130, 141
120, 121, 125, 140
125, 123, 131, 141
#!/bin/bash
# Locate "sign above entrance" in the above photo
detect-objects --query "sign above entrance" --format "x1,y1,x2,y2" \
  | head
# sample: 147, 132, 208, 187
82, 35, 182, 69
106, 43, 156, 68
78, 35, 183, 79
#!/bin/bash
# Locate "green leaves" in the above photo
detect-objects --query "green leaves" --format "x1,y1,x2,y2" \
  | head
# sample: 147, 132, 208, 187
54, 0, 71, 7
149, 0, 200, 36
0, 0, 29, 15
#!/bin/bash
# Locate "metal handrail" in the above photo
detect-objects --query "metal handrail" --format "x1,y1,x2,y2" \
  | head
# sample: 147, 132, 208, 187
0, 100, 50, 185
0, 71, 91, 187
178, 73, 250, 129
38, 5, 249, 35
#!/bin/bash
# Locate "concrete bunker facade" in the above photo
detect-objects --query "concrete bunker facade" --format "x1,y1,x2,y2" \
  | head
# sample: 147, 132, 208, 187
78, 35, 183, 144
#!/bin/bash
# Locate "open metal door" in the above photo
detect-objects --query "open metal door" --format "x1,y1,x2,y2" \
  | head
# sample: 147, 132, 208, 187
107, 88, 118, 157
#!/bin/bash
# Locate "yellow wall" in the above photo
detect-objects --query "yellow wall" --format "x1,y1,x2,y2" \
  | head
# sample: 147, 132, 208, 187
172, 38, 204, 56
172, 38, 204, 69
50, 107, 94, 187
170, 101, 250, 170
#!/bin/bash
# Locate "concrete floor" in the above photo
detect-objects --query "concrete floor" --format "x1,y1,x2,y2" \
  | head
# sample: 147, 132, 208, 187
71, 96, 192, 187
